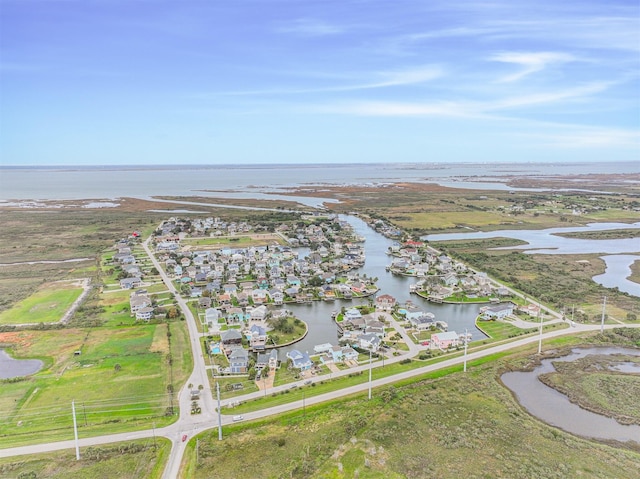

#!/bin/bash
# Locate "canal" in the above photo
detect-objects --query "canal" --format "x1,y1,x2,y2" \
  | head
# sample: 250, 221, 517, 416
282, 215, 484, 355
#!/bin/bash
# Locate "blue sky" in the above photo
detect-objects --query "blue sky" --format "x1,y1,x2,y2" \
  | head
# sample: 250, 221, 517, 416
1, 0, 638, 165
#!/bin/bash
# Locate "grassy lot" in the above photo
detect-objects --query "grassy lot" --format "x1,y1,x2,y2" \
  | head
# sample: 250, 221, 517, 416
181, 234, 284, 248
0, 281, 84, 325
182, 331, 640, 479
0, 438, 171, 479
0, 320, 192, 448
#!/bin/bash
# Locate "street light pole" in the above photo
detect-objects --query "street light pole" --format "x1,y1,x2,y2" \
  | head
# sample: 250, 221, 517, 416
600, 296, 607, 333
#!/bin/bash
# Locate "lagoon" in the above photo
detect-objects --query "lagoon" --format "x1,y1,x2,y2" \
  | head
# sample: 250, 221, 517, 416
501, 347, 640, 444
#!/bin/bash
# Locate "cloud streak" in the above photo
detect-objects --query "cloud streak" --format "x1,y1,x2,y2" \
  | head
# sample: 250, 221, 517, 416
214, 65, 444, 96
490, 51, 576, 83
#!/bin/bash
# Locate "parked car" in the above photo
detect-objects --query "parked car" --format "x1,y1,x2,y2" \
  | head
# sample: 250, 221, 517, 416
233, 415, 244, 422
182, 434, 187, 442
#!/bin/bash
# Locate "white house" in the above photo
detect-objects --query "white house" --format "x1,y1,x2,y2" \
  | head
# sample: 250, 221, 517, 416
482, 303, 514, 320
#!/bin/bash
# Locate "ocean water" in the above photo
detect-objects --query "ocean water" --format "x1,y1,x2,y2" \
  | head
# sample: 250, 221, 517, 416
0, 162, 637, 201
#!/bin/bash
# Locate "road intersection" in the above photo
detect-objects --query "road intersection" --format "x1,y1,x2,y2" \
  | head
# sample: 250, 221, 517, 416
1, 235, 636, 479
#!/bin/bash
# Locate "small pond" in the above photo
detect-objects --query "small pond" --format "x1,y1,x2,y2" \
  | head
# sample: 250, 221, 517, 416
501, 347, 640, 444
0, 349, 43, 379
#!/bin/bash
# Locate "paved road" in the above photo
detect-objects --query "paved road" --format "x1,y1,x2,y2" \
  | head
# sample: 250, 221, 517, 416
1, 235, 637, 478
2, 322, 637, 463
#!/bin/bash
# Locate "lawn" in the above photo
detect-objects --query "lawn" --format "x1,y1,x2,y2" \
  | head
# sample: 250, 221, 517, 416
0, 281, 84, 324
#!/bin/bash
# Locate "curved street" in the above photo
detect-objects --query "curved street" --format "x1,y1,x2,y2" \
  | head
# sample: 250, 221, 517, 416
0, 234, 637, 479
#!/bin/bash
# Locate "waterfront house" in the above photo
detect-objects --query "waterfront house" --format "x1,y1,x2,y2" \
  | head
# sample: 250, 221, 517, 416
249, 305, 268, 321
482, 302, 514, 320
268, 349, 278, 370
376, 294, 397, 311
286, 349, 313, 371
430, 331, 460, 350
344, 308, 362, 322
408, 312, 435, 330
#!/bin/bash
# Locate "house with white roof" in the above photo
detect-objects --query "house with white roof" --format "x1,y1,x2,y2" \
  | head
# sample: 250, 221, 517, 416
430, 331, 460, 350
286, 349, 313, 371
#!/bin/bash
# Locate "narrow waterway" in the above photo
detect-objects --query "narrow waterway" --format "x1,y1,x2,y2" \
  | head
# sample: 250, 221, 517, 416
501, 347, 640, 443
282, 215, 484, 355
424, 222, 640, 298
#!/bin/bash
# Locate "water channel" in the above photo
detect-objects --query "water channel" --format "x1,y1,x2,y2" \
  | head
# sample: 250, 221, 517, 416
501, 347, 640, 443
282, 215, 484, 355
0, 349, 43, 379
424, 222, 640, 298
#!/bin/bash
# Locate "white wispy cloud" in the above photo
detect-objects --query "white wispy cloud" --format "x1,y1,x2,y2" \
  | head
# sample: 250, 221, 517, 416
314, 100, 479, 118
490, 51, 576, 83
488, 81, 612, 110
275, 18, 346, 36
213, 65, 444, 96
315, 81, 612, 118
523, 127, 640, 149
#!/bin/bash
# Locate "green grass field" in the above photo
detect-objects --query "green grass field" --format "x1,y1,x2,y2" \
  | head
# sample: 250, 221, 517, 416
0, 282, 83, 324
0, 438, 171, 479
0, 320, 192, 448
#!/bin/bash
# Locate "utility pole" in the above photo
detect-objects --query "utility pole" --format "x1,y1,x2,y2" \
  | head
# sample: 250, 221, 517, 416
152, 422, 157, 449
216, 382, 222, 441
600, 296, 607, 333
537, 309, 543, 354
302, 390, 306, 417
463, 329, 468, 372
368, 349, 372, 400
72, 400, 80, 460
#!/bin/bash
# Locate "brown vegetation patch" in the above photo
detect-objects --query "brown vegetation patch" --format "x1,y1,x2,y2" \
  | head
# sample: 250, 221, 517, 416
0, 331, 34, 348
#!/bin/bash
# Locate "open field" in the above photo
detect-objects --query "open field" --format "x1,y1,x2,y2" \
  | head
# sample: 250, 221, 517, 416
0, 200, 303, 313
181, 234, 284, 249
0, 438, 171, 479
0, 281, 83, 325
292, 180, 640, 234
0, 320, 192, 448
181, 331, 640, 479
